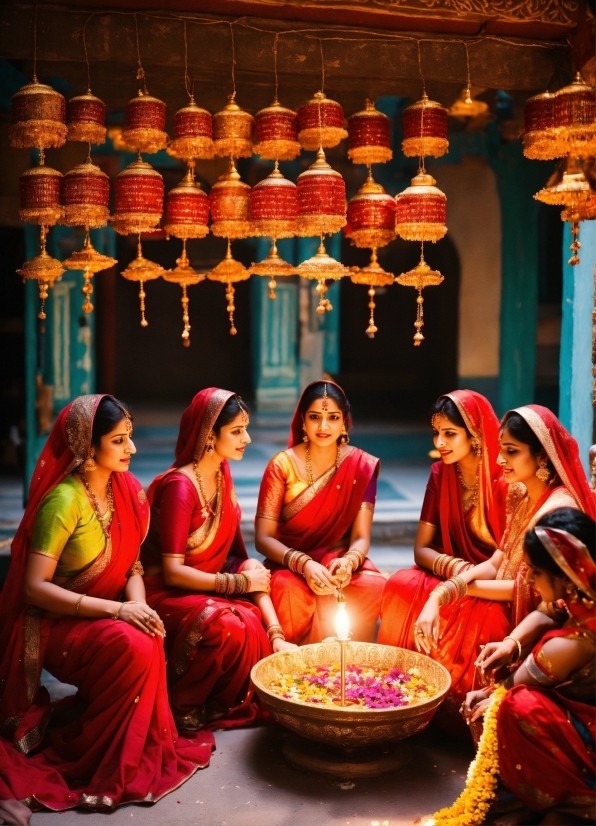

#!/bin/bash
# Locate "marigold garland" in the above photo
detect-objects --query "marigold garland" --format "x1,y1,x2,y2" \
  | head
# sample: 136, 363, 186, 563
422, 685, 507, 826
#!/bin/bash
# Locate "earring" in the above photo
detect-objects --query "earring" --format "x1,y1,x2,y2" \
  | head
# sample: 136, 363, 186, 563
340, 426, 350, 445
302, 425, 309, 443
564, 582, 578, 603
536, 460, 550, 483
206, 436, 215, 455
83, 454, 96, 472
471, 436, 481, 456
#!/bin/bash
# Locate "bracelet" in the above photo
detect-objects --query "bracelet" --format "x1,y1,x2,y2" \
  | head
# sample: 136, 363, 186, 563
432, 554, 472, 580
283, 549, 311, 577
214, 571, 251, 596
266, 623, 286, 643
74, 594, 85, 617
345, 548, 365, 571
431, 575, 468, 607
113, 602, 125, 620
504, 635, 522, 663
451, 575, 468, 600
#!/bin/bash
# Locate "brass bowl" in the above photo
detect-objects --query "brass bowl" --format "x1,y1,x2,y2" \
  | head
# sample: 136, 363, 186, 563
251, 642, 451, 749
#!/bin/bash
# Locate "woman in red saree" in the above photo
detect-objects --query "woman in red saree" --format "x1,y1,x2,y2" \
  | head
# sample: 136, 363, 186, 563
142, 388, 283, 732
412, 405, 595, 729
255, 380, 384, 645
378, 390, 505, 652
0, 395, 213, 818
464, 507, 595, 825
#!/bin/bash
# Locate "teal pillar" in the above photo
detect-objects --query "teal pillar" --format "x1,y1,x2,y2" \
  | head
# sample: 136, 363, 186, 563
559, 221, 595, 475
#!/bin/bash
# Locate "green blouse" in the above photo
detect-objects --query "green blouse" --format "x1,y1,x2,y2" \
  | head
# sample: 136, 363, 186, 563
30, 474, 106, 577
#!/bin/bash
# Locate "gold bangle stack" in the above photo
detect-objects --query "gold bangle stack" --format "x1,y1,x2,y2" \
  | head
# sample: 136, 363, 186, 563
432, 553, 473, 579
283, 548, 311, 577
214, 571, 251, 596
266, 623, 286, 643
344, 547, 365, 571
431, 575, 468, 606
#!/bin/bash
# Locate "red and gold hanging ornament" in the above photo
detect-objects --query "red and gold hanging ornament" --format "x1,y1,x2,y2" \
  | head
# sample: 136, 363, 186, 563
534, 156, 592, 265
111, 157, 164, 236
298, 91, 347, 151
402, 93, 449, 159
10, 78, 67, 150
207, 239, 251, 335
347, 99, 392, 166
522, 92, 559, 161
17, 226, 65, 319
162, 240, 205, 347
297, 239, 349, 314
254, 99, 300, 161
66, 90, 106, 145
213, 94, 254, 159
122, 90, 168, 154
553, 73, 596, 159
396, 249, 444, 346
62, 231, 117, 313
168, 97, 214, 161
210, 160, 251, 240
395, 171, 447, 243
249, 240, 299, 300
164, 163, 209, 240
120, 236, 165, 327
345, 170, 396, 249
19, 153, 62, 226
296, 148, 346, 237
61, 157, 110, 229
250, 162, 298, 239
349, 249, 395, 338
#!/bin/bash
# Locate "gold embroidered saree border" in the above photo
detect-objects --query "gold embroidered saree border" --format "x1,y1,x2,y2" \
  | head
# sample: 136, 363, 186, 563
280, 448, 354, 523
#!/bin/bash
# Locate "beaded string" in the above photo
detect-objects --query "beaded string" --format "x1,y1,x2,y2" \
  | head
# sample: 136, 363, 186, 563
78, 470, 114, 536
305, 442, 341, 488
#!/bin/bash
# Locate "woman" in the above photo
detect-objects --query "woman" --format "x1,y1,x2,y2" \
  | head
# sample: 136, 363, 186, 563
412, 405, 595, 726
255, 380, 384, 645
378, 390, 505, 651
0, 395, 213, 817
464, 507, 595, 825
142, 388, 288, 732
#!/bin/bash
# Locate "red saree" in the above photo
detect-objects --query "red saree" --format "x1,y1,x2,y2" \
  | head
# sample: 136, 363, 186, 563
142, 388, 271, 731
0, 395, 213, 811
257, 382, 384, 645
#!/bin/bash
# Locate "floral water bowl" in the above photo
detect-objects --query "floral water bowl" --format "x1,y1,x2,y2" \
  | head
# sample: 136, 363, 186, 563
251, 642, 451, 755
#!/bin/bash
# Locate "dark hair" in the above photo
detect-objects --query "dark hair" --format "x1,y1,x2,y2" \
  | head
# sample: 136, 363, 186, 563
91, 397, 130, 447
298, 381, 351, 421
524, 507, 596, 577
430, 396, 469, 434
500, 411, 555, 476
213, 395, 249, 436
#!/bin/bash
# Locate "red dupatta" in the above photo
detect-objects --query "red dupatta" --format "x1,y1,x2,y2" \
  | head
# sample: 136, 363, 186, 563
435, 390, 504, 564
0, 395, 149, 748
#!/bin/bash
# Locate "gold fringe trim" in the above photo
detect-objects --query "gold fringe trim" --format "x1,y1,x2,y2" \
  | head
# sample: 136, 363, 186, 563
522, 130, 563, 161
298, 126, 348, 151
213, 138, 253, 159
168, 137, 215, 161
67, 123, 107, 146
396, 223, 447, 242
19, 206, 62, 226
164, 222, 209, 240
210, 219, 252, 240
347, 146, 393, 165
349, 228, 395, 249
296, 214, 346, 237
255, 139, 301, 161
9, 121, 67, 150
111, 212, 162, 236
252, 219, 295, 239
62, 204, 109, 229
121, 128, 168, 154
402, 136, 449, 159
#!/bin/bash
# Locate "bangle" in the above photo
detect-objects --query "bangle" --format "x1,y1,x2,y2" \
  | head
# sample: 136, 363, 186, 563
74, 594, 85, 617
451, 575, 468, 600
283, 549, 311, 577
504, 635, 522, 663
113, 602, 125, 620
266, 623, 285, 643
345, 548, 365, 571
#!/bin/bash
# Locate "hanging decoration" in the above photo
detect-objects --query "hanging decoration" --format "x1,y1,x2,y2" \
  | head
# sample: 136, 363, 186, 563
122, 91, 168, 154
396, 249, 444, 345
249, 240, 299, 300
210, 160, 251, 239
522, 91, 559, 161
298, 91, 347, 151
448, 42, 488, 120
120, 236, 165, 327
345, 171, 396, 249
213, 94, 254, 159
402, 93, 449, 159
66, 18, 106, 145
297, 239, 349, 314
250, 163, 298, 238
255, 100, 300, 161
553, 73, 596, 159
349, 249, 395, 338
17, 226, 65, 319
10, 79, 67, 150
111, 157, 164, 236
61, 156, 110, 229
395, 171, 447, 242
169, 98, 214, 160
162, 241, 205, 347
347, 99, 392, 166
19, 153, 62, 226
296, 148, 346, 237
62, 231, 117, 314
164, 163, 209, 240
207, 239, 251, 335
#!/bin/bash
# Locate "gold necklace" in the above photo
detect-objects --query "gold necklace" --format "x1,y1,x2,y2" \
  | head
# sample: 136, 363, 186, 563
304, 442, 341, 487
193, 461, 221, 519
455, 463, 479, 510
78, 470, 114, 538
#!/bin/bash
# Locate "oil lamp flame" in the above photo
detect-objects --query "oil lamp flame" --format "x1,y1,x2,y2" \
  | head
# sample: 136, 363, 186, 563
334, 592, 350, 641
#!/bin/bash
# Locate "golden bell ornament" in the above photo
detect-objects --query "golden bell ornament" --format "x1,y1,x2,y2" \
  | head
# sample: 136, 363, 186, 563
10, 77, 67, 149
62, 231, 117, 313
395, 171, 447, 243
297, 239, 350, 314
162, 240, 205, 347
111, 157, 164, 236
396, 251, 444, 346
66, 90, 107, 145
448, 87, 489, 119
168, 96, 214, 161
17, 226, 65, 319
250, 163, 298, 239
122, 90, 168, 154
297, 91, 347, 151
345, 170, 396, 249
254, 98, 300, 161
296, 148, 346, 237
19, 154, 62, 226
402, 93, 449, 159
120, 237, 165, 326
207, 239, 251, 335
347, 99, 392, 166
213, 94, 254, 159
249, 239, 299, 300
164, 163, 209, 240
209, 160, 252, 239
534, 156, 591, 266
349, 248, 394, 338
522, 92, 560, 161
554, 73, 596, 158
61, 157, 110, 229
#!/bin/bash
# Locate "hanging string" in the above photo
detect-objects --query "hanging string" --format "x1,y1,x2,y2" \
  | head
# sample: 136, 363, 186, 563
82, 14, 94, 92
417, 39, 427, 174
417, 40, 426, 95
464, 41, 472, 100
228, 22, 237, 98
273, 32, 279, 101
32, 0, 39, 80
183, 20, 191, 99
133, 13, 148, 93
318, 38, 325, 94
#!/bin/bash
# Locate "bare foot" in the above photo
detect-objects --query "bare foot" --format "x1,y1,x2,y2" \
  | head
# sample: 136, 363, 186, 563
0, 800, 32, 826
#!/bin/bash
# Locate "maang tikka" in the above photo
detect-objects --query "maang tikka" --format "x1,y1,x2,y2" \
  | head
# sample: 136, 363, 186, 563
322, 382, 329, 411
